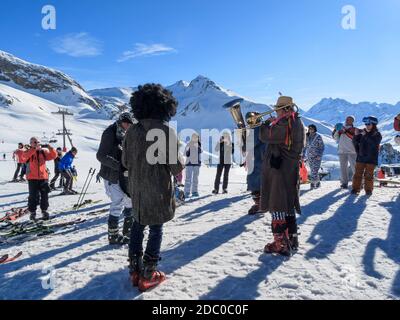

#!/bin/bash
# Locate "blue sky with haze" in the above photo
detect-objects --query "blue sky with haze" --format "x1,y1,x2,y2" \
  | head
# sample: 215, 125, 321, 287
0, 0, 399, 109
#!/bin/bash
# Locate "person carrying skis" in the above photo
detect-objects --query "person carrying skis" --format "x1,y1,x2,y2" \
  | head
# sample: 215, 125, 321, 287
303, 124, 325, 189
12, 143, 26, 182
97, 112, 134, 245
59, 147, 78, 195
351, 116, 382, 196
49, 147, 63, 191
212, 132, 234, 194
259, 96, 305, 256
184, 133, 202, 198
19, 137, 57, 221
122, 84, 184, 292
244, 112, 267, 215
332, 116, 358, 189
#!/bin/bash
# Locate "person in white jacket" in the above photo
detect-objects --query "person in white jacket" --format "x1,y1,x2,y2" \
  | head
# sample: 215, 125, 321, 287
332, 116, 358, 189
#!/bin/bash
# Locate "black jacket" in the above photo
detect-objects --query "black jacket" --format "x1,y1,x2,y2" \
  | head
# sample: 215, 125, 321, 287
97, 123, 124, 185
353, 129, 382, 165
217, 141, 234, 165
185, 142, 202, 167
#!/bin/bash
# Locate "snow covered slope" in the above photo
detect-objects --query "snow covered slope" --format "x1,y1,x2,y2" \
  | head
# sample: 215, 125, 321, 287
0, 83, 110, 160
0, 50, 101, 112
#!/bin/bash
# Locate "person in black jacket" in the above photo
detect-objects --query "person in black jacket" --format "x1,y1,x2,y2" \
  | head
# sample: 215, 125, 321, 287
97, 112, 134, 245
49, 148, 63, 190
351, 116, 382, 196
212, 132, 234, 194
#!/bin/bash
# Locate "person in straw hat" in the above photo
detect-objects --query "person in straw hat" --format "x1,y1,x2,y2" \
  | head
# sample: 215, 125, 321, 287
259, 96, 305, 256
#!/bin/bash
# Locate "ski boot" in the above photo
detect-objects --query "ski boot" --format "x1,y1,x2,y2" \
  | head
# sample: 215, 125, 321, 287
351, 189, 360, 195
365, 190, 373, 196
29, 211, 37, 221
108, 216, 124, 245
212, 190, 219, 195
129, 253, 143, 287
191, 192, 199, 198
264, 214, 291, 256
248, 194, 261, 216
184, 192, 191, 199
122, 210, 133, 245
222, 189, 228, 194
42, 211, 50, 221
286, 214, 299, 252
340, 183, 348, 190
138, 254, 166, 292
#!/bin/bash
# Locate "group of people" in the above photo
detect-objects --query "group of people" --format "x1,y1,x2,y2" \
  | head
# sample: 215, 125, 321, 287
11, 140, 79, 221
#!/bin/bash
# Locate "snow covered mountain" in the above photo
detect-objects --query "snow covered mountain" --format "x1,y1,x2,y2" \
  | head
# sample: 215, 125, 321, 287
305, 98, 400, 145
0, 50, 101, 112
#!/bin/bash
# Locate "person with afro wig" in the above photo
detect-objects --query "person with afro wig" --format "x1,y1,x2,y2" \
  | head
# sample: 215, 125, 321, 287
122, 84, 184, 292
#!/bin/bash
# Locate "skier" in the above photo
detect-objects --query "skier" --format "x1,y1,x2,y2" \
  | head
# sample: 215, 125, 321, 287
332, 116, 358, 189
259, 96, 305, 256
97, 112, 134, 245
351, 116, 382, 196
184, 133, 202, 198
19, 137, 57, 221
2, 153, 5, 161
303, 124, 325, 189
212, 133, 234, 194
122, 84, 184, 292
49, 147, 63, 191
12, 143, 26, 182
244, 112, 267, 215
395, 114, 400, 131
59, 147, 78, 195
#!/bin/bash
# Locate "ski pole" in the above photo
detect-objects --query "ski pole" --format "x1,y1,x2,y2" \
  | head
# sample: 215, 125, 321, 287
75, 168, 92, 208
76, 169, 96, 209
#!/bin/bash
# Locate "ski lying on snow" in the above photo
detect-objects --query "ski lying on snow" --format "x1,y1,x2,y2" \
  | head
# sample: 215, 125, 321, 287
0, 251, 22, 264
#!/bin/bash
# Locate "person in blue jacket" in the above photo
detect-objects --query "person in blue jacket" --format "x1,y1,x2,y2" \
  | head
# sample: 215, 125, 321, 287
244, 112, 267, 215
59, 147, 78, 195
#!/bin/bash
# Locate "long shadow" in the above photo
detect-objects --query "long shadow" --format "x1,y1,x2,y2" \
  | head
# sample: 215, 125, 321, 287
183, 194, 213, 205
305, 195, 368, 260
298, 189, 347, 225
363, 195, 400, 297
200, 190, 345, 299
201, 255, 285, 300
0, 192, 29, 199
179, 194, 250, 222
162, 213, 261, 274
0, 231, 108, 300
59, 269, 142, 300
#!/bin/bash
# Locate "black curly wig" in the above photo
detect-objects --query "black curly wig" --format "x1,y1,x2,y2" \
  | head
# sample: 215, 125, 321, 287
130, 83, 177, 121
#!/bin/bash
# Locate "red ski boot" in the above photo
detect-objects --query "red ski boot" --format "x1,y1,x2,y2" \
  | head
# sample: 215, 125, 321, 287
264, 214, 291, 256
138, 255, 166, 292
129, 254, 143, 287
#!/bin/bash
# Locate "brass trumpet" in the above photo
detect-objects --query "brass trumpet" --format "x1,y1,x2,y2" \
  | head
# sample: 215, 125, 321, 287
223, 98, 299, 130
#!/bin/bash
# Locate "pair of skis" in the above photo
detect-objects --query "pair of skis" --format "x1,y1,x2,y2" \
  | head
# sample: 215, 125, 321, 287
0, 208, 29, 223
0, 251, 23, 264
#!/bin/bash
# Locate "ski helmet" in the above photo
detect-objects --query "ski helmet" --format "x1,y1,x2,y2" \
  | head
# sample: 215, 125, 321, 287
118, 112, 133, 124
362, 116, 379, 126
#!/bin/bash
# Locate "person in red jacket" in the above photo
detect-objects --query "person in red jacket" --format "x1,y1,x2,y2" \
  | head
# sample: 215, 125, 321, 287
394, 114, 400, 132
20, 137, 57, 221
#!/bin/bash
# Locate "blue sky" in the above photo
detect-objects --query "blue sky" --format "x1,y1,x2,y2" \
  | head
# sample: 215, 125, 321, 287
0, 0, 399, 109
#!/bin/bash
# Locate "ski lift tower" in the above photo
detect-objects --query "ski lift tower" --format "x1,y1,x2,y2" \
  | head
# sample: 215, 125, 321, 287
52, 108, 74, 151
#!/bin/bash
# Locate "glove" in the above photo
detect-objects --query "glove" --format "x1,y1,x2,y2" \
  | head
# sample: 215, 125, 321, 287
270, 154, 283, 170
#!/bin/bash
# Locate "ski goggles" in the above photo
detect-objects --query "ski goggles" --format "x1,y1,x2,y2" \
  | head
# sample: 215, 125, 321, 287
362, 117, 378, 125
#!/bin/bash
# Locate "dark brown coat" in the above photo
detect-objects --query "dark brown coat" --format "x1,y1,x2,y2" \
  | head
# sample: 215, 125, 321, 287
122, 119, 184, 226
259, 114, 305, 215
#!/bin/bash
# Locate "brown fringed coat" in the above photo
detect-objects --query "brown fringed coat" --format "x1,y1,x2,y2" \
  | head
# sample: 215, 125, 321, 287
259, 114, 305, 215
122, 119, 184, 226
